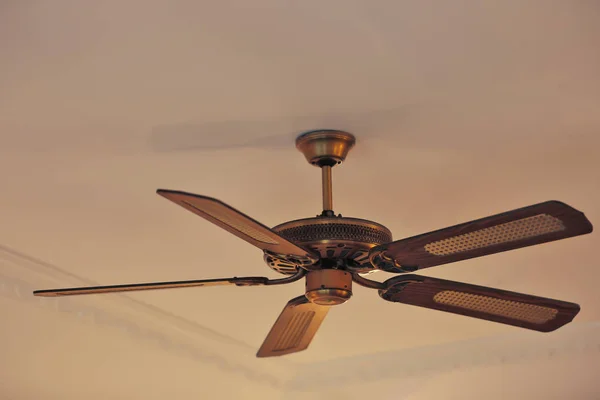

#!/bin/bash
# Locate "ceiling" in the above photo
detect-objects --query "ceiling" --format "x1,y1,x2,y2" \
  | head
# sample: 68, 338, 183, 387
1, 0, 599, 398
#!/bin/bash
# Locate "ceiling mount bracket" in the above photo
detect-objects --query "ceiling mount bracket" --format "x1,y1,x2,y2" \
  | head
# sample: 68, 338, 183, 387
295, 130, 356, 166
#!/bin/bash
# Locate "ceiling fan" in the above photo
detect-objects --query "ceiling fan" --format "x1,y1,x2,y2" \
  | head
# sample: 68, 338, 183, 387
34, 130, 593, 358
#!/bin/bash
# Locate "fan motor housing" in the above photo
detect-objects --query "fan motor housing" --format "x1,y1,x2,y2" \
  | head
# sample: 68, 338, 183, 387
264, 216, 393, 274
305, 269, 353, 305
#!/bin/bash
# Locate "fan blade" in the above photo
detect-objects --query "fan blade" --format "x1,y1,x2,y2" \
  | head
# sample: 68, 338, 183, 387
379, 275, 580, 332
33, 276, 270, 297
370, 201, 592, 272
256, 295, 329, 357
157, 189, 318, 264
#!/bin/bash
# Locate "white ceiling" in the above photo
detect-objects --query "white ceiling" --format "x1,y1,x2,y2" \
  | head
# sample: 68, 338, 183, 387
1, 0, 599, 398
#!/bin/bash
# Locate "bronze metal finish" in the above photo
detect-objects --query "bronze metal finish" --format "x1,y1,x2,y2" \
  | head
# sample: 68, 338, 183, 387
295, 130, 356, 166
352, 273, 386, 290
322, 165, 333, 211
305, 269, 353, 305
265, 216, 392, 274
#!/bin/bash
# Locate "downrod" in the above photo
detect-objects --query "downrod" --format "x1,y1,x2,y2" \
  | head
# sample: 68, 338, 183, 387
321, 165, 334, 216
294, 129, 356, 217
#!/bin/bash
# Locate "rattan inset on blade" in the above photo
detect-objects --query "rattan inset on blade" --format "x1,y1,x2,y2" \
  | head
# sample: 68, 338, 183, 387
379, 275, 580, 332
370, 201, 593, 273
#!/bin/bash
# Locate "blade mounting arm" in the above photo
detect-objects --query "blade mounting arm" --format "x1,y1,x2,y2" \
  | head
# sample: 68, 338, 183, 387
351, 273, 386, 290
33, 269, 306, 297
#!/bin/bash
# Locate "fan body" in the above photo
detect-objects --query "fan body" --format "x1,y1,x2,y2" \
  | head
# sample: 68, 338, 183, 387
265, 216, 392, 275
33, 129, 593, 359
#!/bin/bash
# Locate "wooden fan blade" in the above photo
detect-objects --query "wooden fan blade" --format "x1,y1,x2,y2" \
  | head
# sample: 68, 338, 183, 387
379, 275, 580, 332
370, 201, 592, 272
157, 189, 318, 264
33, 276, 270, 297
257, 295, 329, 358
